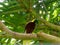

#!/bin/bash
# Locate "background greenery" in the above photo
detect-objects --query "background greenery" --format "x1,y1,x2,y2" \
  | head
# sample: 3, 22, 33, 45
0, 0, 60, 45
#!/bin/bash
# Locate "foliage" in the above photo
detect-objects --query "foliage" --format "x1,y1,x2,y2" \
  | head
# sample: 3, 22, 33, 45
0, 0, 60, 45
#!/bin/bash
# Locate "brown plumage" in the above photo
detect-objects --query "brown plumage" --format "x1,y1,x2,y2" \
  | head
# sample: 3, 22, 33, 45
25, 21, 35, 33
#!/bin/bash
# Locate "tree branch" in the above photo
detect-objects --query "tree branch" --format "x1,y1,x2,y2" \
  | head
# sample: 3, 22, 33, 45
31, 9, 60, 32
0, 21, 60, 43
39, 17, 60, 31
37, 32, 60, 43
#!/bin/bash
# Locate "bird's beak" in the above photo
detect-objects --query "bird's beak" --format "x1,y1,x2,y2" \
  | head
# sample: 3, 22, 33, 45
31, 19, 35, 22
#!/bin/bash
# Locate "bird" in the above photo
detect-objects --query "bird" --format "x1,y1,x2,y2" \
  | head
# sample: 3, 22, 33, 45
24, 20, 38, 45
25, 19, 38, 33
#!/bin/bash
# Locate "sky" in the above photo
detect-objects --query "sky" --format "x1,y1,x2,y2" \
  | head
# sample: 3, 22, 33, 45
0, 0, 4, 2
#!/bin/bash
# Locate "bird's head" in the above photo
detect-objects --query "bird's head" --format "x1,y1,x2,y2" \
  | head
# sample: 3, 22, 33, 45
32, 19, 38, 24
